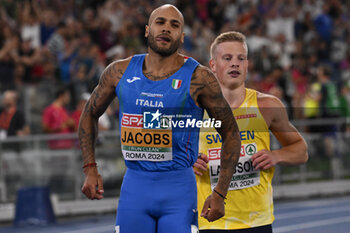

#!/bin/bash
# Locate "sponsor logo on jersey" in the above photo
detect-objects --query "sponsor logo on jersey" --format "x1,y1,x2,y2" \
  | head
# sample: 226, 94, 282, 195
207, 143, 256, 160
126, 76, 141, 83
140, 92, 163, 98
235, 113, 257, 120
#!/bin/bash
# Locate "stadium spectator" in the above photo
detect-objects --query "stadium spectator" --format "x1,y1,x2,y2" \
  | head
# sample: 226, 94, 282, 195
316, 64, 341, 165
46, 21, 67, 58
12, 37, 41, 84
82, 8, 100, 45
246, 26, 271, 55
70, 64, 90, 106
291, 55, 309, 118
18, 1, 41, 49
0, 26, 18, 91
0, 0, 348, 136
317, 65, 341, 118
39, 8, 57, 46
42, 87, 75, 149
97, 17, 115, 52
57, 37, 79, 84
314, 3, 333, 43
0, 90, 30, 139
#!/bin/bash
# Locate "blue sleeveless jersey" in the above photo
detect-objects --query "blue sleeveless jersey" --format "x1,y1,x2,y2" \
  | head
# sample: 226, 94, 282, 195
115, 54, 203, 171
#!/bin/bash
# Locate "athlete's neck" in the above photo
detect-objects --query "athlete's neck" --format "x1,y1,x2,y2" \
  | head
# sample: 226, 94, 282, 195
220, 84, 246, 109
143, 51, 184, 81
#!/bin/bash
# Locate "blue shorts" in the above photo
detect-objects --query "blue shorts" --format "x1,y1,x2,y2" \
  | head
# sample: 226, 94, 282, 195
115, 167, 198, 233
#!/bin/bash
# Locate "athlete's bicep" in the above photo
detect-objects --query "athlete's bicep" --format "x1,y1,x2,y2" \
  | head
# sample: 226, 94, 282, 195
268, 98, 303, 147
191, 66, 238, 138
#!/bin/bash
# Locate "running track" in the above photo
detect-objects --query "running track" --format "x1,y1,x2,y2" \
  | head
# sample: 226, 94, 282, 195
1, 196, 350, 233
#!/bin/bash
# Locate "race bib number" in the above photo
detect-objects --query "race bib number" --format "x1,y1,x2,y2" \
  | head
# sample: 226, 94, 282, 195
121, 113, 172, 162
208, 143, 260, 190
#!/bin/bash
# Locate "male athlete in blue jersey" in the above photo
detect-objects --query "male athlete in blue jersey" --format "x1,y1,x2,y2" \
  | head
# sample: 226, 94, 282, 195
78, 4, 241, 233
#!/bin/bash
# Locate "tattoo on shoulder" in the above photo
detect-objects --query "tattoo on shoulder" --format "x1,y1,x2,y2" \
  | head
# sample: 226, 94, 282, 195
191, 66, 222, 100
190, 71, 205, 100
83, 63, 122, 117
99, 63, 124, 88
200, 68, 220, 90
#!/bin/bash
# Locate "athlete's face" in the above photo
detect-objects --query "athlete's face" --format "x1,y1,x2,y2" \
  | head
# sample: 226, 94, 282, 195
145, 6, 184, 57
210, 41, 248, 89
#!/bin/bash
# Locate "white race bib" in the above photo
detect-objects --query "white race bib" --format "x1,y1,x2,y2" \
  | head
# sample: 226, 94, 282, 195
208, 143, 260, 191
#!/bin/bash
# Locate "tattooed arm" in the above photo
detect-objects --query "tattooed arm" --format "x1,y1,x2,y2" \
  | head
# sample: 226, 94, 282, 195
190, 65, 241, 222
79, 58, 129, 200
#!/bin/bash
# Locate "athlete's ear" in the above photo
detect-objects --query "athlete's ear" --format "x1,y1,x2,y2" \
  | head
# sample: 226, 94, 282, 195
181, 32, 185, 44
145, 25, 149, 38
209, 59, 216, 73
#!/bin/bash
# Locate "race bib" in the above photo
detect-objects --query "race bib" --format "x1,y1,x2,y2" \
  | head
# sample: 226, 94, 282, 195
120, 113, 173, 162
208, 143, 260, 190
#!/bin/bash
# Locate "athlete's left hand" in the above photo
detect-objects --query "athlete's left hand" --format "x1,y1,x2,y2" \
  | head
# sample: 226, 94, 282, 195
251, 149, 280, 170
200, 193, 225, 222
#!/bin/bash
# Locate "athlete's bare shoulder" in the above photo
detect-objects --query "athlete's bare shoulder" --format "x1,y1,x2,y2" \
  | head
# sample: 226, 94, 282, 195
193, 64, 214, 78
116, 56, 132, 71
190, 64, 221, 107
256, 90, 287, 127
256, 91, 284, 108
100, 56, 132, 88
191, 65, 219, 89
84, 56, 132, 118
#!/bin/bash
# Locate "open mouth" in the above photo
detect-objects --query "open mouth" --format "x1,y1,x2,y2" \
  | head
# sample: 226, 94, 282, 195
156, 35, 171, 43
228, 70, 241, 76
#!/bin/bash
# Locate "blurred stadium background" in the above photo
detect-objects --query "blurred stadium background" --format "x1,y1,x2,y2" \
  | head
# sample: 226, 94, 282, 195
0, 0, 350, 232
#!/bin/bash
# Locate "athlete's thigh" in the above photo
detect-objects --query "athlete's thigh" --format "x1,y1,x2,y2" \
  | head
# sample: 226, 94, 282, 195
157, 208, 198, 233
116, 208, 156, 233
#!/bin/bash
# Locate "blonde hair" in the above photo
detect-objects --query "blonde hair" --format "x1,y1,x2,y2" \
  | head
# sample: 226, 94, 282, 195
210, 31, 247, 58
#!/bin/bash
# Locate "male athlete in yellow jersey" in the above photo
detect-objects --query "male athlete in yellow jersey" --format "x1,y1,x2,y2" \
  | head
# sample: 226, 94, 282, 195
194, 31, 308, 233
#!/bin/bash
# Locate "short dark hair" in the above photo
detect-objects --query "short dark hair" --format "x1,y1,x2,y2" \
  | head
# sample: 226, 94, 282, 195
55, 86, 69, 99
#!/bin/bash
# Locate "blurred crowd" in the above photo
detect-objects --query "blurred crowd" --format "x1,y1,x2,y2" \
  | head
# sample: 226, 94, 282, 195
1, 0, 350, 141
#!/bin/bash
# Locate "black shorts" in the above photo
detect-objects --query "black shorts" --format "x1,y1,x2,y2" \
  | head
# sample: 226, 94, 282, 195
199, 224, 273, 233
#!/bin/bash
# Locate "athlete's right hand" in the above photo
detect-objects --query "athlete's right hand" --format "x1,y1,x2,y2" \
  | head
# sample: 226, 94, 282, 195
82, 167, 104, 200
193, 153, 209, 176
200, 193, 225, 222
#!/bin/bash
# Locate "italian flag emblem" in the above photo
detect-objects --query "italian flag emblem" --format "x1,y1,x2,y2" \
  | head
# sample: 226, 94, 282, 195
172, 79, 182, 89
